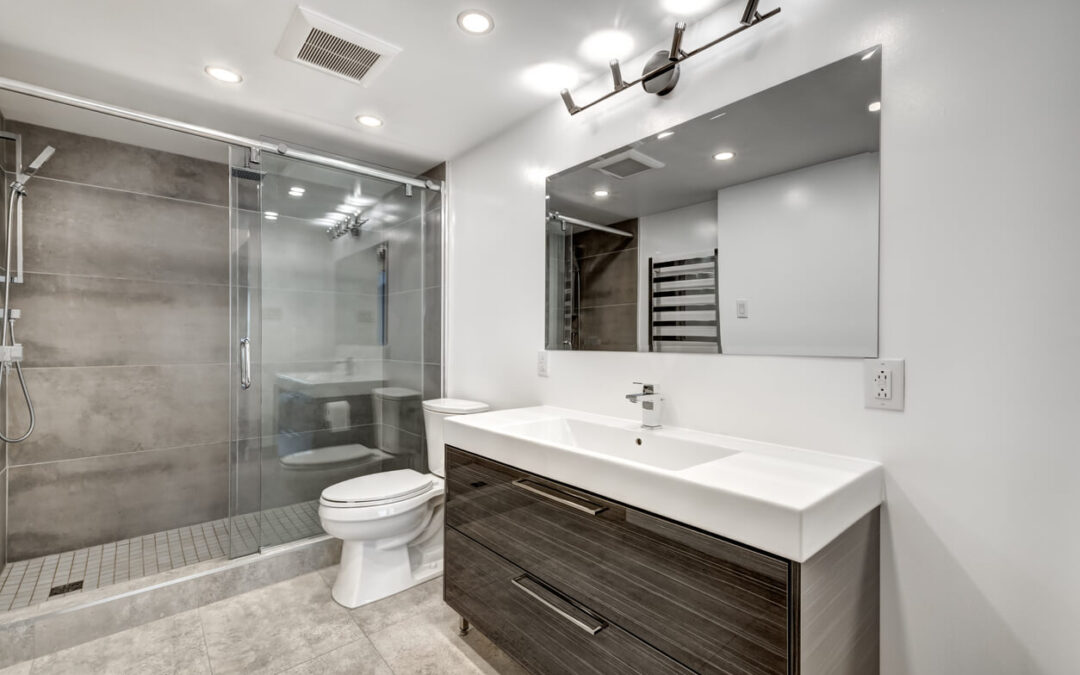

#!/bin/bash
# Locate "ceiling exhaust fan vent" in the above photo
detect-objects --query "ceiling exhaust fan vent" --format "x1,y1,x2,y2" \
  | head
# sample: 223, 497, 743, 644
590, 150, 665, 179
276, 7, 401, 87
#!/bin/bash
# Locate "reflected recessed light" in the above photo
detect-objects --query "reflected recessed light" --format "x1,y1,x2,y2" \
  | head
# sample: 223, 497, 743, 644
868, 101, 881, 112
545, 194, 551, 200
710, 111, 728, 120
661, 0, 719, 15
344, 194, 377, 207
713, 151, 735, 161
313, 218, 335, 227
522, 63, 580, 94
356, 115, 383, 128
326, 212, 348, 222
593, 189, 610, 198
204, 65, 242, 84
457, 10, 494, 34
657, 130, 675, 140
580, 29, 635, 65
336, 204, 360, 214
861, 48, 878, 61
264, 211, 279, 221
288, 187, 305, 198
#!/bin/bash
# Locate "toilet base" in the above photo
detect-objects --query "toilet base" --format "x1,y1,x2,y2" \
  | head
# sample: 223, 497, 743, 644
330, 527, 444, 609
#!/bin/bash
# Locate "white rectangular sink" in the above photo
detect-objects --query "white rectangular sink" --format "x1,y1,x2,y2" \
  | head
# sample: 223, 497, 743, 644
444, 406, 882, 562
504, 418, 735, 471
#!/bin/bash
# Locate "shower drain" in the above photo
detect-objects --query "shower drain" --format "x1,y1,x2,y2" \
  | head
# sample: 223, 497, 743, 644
48, 580, 83, 597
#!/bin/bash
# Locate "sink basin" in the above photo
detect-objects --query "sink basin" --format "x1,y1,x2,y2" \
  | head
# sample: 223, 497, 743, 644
443, 406, 882, 562
504, 418, 734, 471
275, 367, 384, 398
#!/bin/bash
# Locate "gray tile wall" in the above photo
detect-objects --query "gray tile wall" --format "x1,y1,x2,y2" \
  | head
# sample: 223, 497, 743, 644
1, 108, 7, 568
3, 121, 230, 561
573, 219, 639, 351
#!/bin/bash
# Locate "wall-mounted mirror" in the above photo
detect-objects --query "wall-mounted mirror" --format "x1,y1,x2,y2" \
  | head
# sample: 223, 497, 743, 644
545, 47, 881, 357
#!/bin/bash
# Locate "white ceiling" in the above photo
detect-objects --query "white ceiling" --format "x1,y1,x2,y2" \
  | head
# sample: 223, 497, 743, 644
0, 0, 729, 173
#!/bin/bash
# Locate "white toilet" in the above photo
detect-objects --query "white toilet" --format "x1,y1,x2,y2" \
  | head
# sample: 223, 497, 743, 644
318, 397, 490, 608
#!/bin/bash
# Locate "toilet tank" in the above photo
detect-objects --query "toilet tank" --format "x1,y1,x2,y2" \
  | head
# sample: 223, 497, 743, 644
422, 399, 490, 477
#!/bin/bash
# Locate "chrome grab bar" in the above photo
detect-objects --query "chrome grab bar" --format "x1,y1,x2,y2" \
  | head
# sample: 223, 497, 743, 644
511, 479, 605, 515
511, 575, 606, 635
239, 337, 252, 390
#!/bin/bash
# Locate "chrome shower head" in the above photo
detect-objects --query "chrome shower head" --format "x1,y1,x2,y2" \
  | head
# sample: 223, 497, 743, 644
16, 146, 55, 185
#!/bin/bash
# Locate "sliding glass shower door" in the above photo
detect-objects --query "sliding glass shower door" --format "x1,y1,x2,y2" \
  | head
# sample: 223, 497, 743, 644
228, 148, 431, 557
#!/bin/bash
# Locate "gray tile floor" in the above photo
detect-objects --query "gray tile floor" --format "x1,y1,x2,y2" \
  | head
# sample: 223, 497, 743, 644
0, 501, 323, 612
0, 570, 526, 675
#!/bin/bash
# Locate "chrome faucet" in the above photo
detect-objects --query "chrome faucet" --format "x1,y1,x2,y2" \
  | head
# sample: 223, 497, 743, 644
626, 382, 663, 429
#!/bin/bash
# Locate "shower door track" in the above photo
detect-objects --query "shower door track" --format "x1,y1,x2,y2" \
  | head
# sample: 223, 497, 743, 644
0, 76, 440, 192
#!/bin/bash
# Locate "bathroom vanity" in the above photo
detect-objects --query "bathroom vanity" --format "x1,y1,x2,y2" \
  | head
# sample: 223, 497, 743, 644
443, 407, 882, 675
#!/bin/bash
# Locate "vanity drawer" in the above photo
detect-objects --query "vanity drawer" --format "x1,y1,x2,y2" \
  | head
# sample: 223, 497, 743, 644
446, 446, 790, 675
445, 528, 691, 675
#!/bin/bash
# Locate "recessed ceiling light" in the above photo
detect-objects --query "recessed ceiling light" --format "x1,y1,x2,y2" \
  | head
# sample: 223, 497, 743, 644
457, 10, 494, 34
356, 115, 383, 128
868, 101, 881, 112
861, 48, 878, 61
204, 65, 243, 84
580, 29, 635, 65
661, 0, 720, 15
593, 189, 610, 198
657, 130, 675, 140
713, 151, 735, 161
522, 63, 580, 94
264, 211, 279, 221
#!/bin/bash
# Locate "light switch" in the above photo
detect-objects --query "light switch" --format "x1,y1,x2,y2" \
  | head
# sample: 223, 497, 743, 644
537, 351, 549, 377
736, 299, 749, 319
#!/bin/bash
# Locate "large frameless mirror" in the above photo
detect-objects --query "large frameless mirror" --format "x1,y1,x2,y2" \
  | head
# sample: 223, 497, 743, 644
545, 47, 881, 357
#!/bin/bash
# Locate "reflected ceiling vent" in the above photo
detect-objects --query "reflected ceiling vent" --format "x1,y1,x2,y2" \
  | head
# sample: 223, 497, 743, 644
276, 6, 401, 87
589, 149, 665, 179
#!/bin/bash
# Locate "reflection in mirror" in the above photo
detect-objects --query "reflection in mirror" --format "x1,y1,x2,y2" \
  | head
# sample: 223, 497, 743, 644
545, 47, 881, 357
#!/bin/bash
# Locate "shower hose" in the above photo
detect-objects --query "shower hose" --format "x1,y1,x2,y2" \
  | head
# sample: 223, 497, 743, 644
1, 187, 35, 443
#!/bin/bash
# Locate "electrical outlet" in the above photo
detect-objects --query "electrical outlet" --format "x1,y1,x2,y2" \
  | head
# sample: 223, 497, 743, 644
537, 350, 549, 377
865, 359, 904, 410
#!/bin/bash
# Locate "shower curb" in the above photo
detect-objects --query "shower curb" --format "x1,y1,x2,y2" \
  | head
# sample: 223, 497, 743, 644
0, 534, 341, 668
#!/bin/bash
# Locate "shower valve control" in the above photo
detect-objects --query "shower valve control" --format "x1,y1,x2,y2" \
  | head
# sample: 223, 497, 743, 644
0, 344, 23, 364
3, 309, 20, 321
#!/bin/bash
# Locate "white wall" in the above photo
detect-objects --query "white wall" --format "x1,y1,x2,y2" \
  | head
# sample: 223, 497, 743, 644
446, 0, 1080, 673
716, 153, 879, 356
636, 200, 719, 352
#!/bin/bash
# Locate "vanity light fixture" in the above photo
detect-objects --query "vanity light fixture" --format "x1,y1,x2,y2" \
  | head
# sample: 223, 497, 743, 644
593, 189, 610, 198
457, 10, 494, 35
356, 115, 383, 128
657, 130, 675, 139
713, 151, 735, 161
559, 0, 780, 116
868, 101, 881, 112
204, 65, 243, 84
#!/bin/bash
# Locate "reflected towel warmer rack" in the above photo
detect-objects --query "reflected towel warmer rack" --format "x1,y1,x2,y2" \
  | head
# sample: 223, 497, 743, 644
649, 249, 721, 353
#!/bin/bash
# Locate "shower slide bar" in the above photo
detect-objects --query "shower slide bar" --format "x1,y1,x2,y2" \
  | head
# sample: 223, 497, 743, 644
0, 76, 439, 191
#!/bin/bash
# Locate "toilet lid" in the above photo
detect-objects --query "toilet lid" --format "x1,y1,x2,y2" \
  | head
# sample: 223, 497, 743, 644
422, 398, 490, 414
320, 469, 433, 505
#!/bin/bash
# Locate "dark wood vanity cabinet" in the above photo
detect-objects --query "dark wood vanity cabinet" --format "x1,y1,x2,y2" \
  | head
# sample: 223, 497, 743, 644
444, 446, 880, 675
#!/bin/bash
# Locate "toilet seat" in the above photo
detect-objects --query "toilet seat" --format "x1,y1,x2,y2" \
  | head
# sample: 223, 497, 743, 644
320, 469, 436, 508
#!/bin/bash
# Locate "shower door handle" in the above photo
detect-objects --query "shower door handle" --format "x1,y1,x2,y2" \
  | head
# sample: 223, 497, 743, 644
239, 337, 252, 390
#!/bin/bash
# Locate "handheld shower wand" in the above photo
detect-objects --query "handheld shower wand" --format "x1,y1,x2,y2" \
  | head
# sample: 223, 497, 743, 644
1, 144, 55, 443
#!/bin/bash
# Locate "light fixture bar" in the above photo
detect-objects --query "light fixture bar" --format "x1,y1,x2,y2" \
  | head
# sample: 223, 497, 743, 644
609, 60, 627, 90
562, 6, 781, 117
740, 0, 762, 26
670, 22, 687, 59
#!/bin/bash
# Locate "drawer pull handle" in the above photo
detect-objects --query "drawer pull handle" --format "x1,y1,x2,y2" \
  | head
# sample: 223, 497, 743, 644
511, 575, 606, 636
511, 479, 606, 515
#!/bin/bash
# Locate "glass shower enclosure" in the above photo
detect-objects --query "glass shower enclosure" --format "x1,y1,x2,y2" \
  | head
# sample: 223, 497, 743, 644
229, 148, 434, 557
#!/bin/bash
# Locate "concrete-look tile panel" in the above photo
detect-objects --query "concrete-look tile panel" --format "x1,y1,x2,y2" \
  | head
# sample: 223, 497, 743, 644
0, 618, 33, 669
17, 273, 228, 367
8, 365, 229, 465
22, 179, 228, 284
349, 578, 444, 635
30, 609, 211, 675
387, 219, 423, 293
424, 363, 442, 401
367, 601, 528, 675
424, 285, 442, 365
200, 572, 361, 674
0, 659, 31, 675
578, 303, 638, 352
6, 121, 228, 206
7, 443, 229, 560
281, 635, 393, 675
579, 247, 639, 308
0, 467, 7, 571
387, 289, 422, 363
